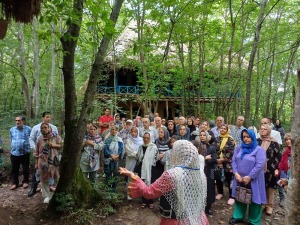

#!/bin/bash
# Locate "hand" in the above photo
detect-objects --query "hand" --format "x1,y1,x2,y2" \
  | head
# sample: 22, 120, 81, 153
48, 141, 53, 147
119, 167, 135, 179
205, 154, 212, 160
281, 178, 288, 186
274, 169, 279, 177
86, 140, 94, 146
159, 153, 165, 159
242, 176, 251, 185
217, 158, 224, 164
235, 173, 243, 183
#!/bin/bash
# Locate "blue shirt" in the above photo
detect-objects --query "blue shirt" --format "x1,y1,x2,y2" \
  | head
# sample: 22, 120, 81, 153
10, 125, 32, 156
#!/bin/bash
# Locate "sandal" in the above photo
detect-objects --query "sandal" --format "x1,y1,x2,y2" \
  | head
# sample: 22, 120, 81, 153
141, 203, 147, 209
149, 204, 154, 209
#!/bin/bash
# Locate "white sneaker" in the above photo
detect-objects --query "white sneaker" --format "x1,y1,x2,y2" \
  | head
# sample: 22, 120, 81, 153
127, 195, 132, 200
43, 197, 50, 204
215, 194, 223, 200
227, 198, 235, 205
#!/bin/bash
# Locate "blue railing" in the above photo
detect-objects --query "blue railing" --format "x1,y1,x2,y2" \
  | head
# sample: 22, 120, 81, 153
97, 86, 240, 98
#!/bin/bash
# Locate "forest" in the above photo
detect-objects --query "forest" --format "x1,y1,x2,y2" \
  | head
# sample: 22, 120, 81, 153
1, 0, 300, 224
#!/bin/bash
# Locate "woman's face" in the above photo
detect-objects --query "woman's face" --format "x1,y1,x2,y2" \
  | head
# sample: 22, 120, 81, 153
201, 122, 208, 130
179, 126, 186, 136
143, 134, 150, 144
131, 128, 138, 138
168, 122, 174, 130
285, 138, 291, 147
41, 124, 50, 135
159, 129, 165, 139
111, 128, 118, 136
219, 125, 227, 135
276, 120, 280, 125
242, 132, 252, 144
169, 138, 176, 148
187, 119, 193, 125
259, 126, 268, 136
89, 126, 97, 136
200, 132, 206, 142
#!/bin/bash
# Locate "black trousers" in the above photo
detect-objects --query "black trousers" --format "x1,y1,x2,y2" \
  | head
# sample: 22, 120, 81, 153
216, 171, 233, 197
10, 153, 30, 185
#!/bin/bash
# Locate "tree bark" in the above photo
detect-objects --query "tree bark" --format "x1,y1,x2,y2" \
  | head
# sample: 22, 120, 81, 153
286, 68, 300, 224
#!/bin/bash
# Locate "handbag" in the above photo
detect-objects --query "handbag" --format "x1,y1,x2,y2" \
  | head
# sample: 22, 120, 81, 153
235, 182, 252, 204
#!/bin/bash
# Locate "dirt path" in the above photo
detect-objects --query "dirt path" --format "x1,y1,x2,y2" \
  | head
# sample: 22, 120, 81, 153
0, 183, 286, 225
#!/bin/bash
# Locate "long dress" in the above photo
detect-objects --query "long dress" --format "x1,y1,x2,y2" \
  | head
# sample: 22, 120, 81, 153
257, 139, 281, 188
201, 143, 217, 211
128, 172, 209, 225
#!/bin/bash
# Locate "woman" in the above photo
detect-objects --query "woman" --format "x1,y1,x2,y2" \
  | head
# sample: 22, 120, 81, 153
215, 124, 235, 203
187, 117, 198, 140
120, 140, 209, 225
178, 125, 189, 140
134, 132, 160, 209
278, 133, 291, 208
257, 124, 281, 215
35, 123, 62, 204
114, 114, 123, 131
229, 129, 266, 225
155, 127, 170, 178
167, 120, 178, 137
161, 135, 179, 171
199, 121, 216, 144
274, 119, 285, 142
80, 124, 103, 183
104, 126, 123, 191
198, 130, 218, 216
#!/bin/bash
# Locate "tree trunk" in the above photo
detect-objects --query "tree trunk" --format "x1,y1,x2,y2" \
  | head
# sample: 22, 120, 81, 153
244, 0, 267, 126
33, 16, 40, 118
48, 0, 124, 212
18, 23, 33, 118
286, 68, 300, 224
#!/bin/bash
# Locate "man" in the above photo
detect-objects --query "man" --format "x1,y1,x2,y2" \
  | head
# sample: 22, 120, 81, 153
28, 111, 58, 197
230, 116, 246, 146
194, 117, 201, 128
154, 117, 165, 133
258, 118, 282, 145
9, 115, 32, 190
139, 117, 158, 143
119, 119, 133, 144
211, 116, 224, 138
98, 108, 114, 135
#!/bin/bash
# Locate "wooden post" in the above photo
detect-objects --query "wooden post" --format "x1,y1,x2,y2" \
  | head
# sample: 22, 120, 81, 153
130, 101, 133, 119
166, 100, 169, 119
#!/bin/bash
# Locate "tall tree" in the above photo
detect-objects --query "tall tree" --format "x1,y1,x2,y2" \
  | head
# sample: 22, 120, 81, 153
48, 0, 124, 211
286, 68, 300, 224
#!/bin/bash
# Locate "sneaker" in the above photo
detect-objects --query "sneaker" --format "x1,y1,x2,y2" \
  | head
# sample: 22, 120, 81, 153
127, 195, 132, 200
215, 194, 223, 200
227, 198, 235, 206
43, 197, 50, 204
10, 184, 18, 190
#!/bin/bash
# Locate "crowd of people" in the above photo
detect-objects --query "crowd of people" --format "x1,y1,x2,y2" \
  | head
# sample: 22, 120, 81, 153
1, 108, 291, 225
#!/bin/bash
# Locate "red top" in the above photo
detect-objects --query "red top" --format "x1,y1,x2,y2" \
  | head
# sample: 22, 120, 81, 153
98, 115, 114, 134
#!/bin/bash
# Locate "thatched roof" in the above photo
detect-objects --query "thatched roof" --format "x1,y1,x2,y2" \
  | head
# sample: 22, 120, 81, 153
106, 20, 188, 62
1, 0, 42, 23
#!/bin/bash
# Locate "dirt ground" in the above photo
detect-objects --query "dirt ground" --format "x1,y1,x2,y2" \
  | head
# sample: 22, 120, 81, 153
0, 180, 286, 225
